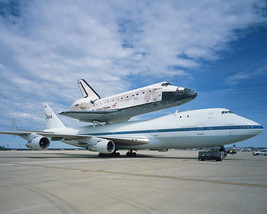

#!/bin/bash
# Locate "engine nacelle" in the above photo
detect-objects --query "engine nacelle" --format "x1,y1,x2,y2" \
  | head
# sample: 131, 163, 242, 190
26, 136, 50, 150
88, 139, 115, 154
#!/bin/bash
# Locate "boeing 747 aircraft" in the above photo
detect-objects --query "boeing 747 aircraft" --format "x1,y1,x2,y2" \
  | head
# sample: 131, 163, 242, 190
0, 104, 263, 157
60, 80, 197, 123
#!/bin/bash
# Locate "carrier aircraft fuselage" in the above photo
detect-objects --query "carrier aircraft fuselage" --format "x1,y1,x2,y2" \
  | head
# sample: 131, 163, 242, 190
0, 104, 263, 157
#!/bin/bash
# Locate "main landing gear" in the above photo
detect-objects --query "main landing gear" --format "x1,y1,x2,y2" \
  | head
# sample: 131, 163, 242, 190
98, 150, 137, 158
126, 150, 137, 157
98, 151, 120, 157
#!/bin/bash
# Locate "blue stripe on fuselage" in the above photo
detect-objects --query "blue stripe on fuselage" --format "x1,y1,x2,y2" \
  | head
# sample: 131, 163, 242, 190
83, 125, 263, 136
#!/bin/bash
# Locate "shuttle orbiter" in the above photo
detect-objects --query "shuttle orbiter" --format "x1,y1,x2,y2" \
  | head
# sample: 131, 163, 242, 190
60, 79, 197, 123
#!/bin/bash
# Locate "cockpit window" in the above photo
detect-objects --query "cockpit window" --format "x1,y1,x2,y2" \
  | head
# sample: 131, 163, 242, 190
221, 111, 234, 114
161, 82, 172, 86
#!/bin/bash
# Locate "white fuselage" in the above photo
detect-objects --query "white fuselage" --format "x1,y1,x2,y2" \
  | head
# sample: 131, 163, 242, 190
58, 108, 263, 150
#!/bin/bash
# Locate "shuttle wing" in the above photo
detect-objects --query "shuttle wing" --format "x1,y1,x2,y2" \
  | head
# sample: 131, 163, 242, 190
60, 109, 131, 123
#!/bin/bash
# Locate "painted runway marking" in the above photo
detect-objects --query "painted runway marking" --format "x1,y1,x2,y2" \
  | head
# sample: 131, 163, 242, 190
2, 161, 267, 188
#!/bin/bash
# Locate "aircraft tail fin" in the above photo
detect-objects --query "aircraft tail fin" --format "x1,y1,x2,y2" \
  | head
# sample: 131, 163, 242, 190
78, 79, 101, 100
42, 103, 65, 129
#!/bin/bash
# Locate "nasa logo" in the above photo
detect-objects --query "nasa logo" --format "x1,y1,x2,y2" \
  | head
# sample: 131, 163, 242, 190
46, 115, 52, 120
45, 113, 52, 120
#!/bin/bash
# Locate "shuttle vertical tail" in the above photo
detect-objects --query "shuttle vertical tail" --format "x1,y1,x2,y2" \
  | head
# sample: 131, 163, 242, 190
78, 79, 101, 100
42, 103, 65, 129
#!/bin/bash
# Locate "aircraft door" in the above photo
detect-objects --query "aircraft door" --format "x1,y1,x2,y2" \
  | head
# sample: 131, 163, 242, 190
208, 111, 213, 119
197, 124, 204, 135
152, 89, 161, 102
151, 126, 159, 136
229, 125, 234, 136
152, 129, 159, 136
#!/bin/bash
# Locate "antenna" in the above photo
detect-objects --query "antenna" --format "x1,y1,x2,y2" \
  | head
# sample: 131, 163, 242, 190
175, 106, 181, 115
12, 119, 17, 131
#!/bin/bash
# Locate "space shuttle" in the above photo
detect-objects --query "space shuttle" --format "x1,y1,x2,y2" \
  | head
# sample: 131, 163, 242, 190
60, 79, 197, 123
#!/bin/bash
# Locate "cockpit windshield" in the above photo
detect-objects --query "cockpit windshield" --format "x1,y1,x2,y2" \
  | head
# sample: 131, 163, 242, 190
161, 82, 172, 87
221, 110, 234, 114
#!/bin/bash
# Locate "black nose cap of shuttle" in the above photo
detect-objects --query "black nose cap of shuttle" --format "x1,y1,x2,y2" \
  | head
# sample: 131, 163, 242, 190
184, 88, 197, 99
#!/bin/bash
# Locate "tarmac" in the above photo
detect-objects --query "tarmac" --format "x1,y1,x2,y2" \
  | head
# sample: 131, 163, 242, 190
0, 150, 266, 214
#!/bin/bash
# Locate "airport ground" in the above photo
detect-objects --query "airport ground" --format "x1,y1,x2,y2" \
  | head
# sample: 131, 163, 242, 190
0, 150, 266, 214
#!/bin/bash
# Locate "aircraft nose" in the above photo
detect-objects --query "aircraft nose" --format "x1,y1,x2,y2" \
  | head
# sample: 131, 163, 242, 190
239, 117, 264, 138
248, 121, 264, 135
183, 88, 198, 99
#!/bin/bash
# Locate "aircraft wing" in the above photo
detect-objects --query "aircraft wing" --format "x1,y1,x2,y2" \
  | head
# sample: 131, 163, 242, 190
0, 131, 149, 145
0, 131, 89, 141
39, 133, 149, 145
0, 131, 31, 137
59, 109, 131, 123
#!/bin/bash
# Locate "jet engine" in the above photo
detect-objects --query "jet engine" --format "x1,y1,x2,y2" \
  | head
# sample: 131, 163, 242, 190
26, 136, 50, 150
88, 138, 115, 154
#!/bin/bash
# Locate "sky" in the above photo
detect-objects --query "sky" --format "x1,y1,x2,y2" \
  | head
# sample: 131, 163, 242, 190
0, 0, 266, 149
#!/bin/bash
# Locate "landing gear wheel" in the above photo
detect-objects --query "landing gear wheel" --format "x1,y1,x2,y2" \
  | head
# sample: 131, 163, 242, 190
114, 151, 120, 157
126, 150, 137, 157
98, 151, 120, 158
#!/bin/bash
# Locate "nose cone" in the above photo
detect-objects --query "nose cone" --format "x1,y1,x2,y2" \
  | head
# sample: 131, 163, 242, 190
183, 88, 198, 100
250, 122, 264, 136
235, 115, 264, 141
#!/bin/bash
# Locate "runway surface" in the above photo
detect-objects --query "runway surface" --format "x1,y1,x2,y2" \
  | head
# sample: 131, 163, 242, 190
0, 150, 266, 214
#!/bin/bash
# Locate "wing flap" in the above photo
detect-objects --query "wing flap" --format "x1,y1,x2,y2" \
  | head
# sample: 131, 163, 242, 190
37, 132, 91, 140
105, 136, 149, 145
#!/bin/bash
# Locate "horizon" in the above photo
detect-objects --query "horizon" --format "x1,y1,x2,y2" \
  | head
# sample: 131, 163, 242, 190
0, 0, 266, 148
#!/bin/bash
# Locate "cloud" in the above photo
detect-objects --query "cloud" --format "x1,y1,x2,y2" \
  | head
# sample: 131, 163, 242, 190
0, 0, 266, 131
225, 59, 267, 85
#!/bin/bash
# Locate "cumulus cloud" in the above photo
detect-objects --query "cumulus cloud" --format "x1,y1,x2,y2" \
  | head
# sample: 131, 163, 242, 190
0, 0, 266, 129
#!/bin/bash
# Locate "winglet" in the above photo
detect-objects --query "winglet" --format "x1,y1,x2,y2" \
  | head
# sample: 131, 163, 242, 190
42, 103, 65, 129
78, 79, 101, 99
